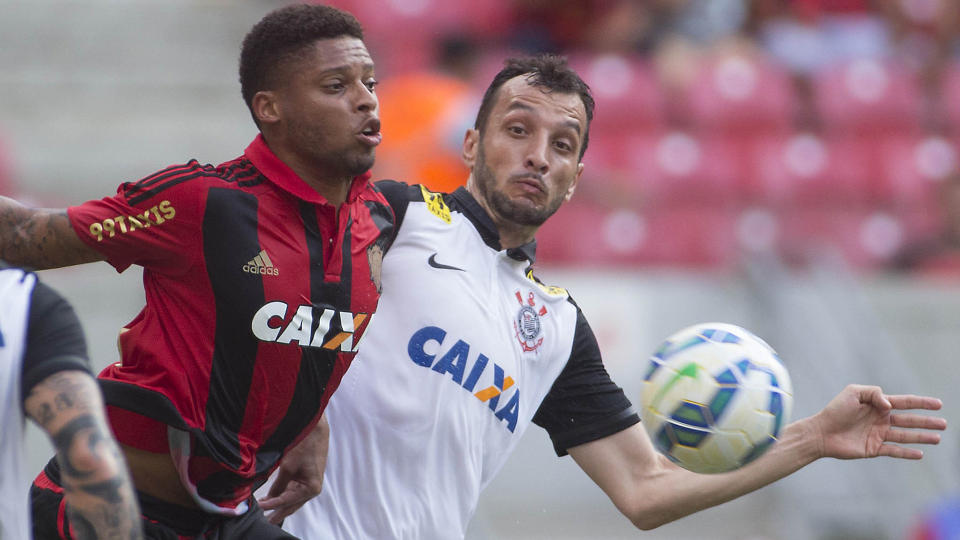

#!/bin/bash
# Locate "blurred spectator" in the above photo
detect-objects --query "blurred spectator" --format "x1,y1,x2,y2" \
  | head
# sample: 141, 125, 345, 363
749, 0, 892, 130
507, 0, 670, 55
892, 172, 960, 277
753, 0, 890, 74
881, 0, 960, 131
370, 35, 478, 192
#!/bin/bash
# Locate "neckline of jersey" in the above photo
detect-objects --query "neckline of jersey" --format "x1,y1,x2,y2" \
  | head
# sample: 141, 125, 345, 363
448, 187, 537, 263
243, 134, 372, 206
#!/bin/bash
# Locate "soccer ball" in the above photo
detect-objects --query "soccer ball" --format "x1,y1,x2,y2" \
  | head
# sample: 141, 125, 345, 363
640, 322, 793, 474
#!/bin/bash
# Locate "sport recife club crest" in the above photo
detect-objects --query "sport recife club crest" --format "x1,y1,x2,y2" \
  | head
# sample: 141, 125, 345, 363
513, 290, 547, 353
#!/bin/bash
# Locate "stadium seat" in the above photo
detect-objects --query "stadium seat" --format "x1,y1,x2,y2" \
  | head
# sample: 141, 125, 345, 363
337, 0, 512, 41
811, 58, 924, 134
536, 199, 737, 269
682, 52, 796, 133
330, 0, 513, 74
585, 130, 743, 206
872, 134, 956, 208
742, 132, 872, 205
777, 206, 907, 270
566, 53, 666, 133
940, 61, 960, 130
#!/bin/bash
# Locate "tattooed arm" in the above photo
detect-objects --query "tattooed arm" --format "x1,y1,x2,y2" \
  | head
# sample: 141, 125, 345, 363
0, 196, 102, 269
24, 370, 144, 540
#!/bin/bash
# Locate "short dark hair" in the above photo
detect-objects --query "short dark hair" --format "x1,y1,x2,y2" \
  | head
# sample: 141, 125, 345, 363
474, 54, 595, 161
239, 4, 364, 123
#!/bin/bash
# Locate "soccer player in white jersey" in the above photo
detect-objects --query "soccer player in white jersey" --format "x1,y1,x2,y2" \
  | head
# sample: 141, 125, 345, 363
0, 263, 142, 539
277, 55, 947, 539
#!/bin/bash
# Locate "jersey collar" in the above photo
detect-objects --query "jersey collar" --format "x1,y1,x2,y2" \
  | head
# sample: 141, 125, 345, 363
244, 134, 372, 205
449, 187, 537, 263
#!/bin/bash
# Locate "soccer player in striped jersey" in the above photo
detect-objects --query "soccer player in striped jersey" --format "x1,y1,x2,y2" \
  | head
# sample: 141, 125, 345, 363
0, 4, 392, 538
0, 263, 142, 539
279, 54, 948, 539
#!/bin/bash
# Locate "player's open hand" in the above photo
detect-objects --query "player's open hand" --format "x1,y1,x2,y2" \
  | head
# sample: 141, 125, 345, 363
258, 415, 329, 525
812, 384, 946, 460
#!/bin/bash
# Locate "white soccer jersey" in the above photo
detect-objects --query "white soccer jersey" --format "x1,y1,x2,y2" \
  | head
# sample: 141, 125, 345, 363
0, 264, 91, 540
283, 184, 637, 540
0, 267, 36, 540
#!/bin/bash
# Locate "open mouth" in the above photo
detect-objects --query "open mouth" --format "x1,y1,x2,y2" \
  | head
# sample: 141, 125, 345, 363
357, 119, 382, 146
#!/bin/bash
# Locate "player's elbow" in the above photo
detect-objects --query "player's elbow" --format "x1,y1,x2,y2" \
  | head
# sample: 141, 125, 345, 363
620, 481, 686, 531
57, 444, 123, 483
628, 507, 670, 531
615, 492, 672, 530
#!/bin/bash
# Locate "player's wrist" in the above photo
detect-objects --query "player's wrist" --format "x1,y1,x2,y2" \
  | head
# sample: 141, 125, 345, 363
785, 416, 826, 462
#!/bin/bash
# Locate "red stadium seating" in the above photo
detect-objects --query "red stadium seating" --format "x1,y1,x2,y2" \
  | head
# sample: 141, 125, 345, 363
812, 59, 924, 134
682, 52, 796, 133
584, 130, 743, 206
872, 134, 955, 208
939, 60, 960, 130
742, 132, 872, 205
326, 0, 513, 73
566, 53, 666, 133
776, 206, 908, 269
329, 0, 511, 39
536, 199, 738, 268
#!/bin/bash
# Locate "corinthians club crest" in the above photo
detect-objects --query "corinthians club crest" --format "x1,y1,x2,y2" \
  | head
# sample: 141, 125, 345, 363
513, 290, 547, 353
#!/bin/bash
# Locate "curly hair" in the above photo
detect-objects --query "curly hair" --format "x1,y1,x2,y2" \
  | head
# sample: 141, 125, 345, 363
473, 54, 595, 161
239, 3, 364, 122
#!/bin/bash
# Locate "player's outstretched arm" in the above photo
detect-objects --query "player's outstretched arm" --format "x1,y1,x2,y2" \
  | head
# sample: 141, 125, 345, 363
0, 196, 102, 269
569, 384, 946, 531
24, 370, 143, 540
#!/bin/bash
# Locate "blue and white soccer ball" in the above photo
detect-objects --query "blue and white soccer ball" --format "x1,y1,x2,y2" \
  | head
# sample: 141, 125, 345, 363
640, 322, 793, 474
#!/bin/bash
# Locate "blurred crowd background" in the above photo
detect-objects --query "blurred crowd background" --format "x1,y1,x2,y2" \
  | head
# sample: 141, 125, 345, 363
3, 1, 960, 539
334, 0, 960, 276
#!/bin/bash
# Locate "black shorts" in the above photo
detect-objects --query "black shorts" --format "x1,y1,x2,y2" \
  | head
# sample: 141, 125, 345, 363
31, 458, 297, 539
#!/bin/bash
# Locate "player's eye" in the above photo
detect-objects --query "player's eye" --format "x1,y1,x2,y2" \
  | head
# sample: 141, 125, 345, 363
364, 79, 378, 92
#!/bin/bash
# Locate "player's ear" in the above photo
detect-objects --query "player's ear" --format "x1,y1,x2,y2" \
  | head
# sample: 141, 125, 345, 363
461, 129, 479, 169
252, 90, 281, 126
564, 162, 584, 201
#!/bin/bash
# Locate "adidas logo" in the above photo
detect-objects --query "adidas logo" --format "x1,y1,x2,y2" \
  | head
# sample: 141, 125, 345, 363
243, 250, 279, 276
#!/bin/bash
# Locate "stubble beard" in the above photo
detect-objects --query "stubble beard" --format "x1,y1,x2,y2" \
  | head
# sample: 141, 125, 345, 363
317, 145, 375, 180
474, 141, 565, 227
294, 123, 376, 180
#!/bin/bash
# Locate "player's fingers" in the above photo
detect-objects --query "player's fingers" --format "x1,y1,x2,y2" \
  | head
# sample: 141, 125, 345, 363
269, 503, 304, 525
878, 444, 924, 459
857, 386, 891, 412
265, 496, 308, 525
258, 496, 282, 510
885, 428, 942, 445
890, 413, 948, 430
259, 488, 296, 510
886, 395, 943, 411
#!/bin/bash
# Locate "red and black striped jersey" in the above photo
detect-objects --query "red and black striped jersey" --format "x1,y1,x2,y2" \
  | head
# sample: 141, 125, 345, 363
67, 135, 394, 513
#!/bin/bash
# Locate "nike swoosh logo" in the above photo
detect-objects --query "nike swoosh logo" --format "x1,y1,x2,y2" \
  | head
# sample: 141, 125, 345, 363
428, 253, 465, 271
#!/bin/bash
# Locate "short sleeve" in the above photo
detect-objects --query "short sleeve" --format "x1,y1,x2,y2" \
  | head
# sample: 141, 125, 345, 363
67, 160, 213, 274
532, 302, 639, 456
374, 179, 419, 230
20, 280, 91, 398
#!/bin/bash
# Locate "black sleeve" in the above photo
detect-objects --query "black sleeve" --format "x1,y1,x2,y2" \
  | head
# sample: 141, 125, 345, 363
20, 280, 92, 399
532, 300, 640, 456
374, 179, 418, 231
